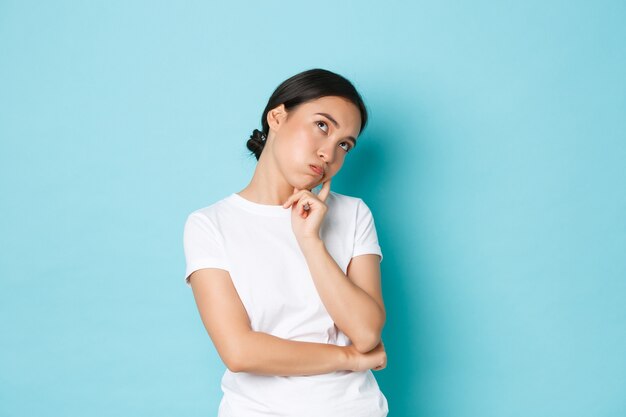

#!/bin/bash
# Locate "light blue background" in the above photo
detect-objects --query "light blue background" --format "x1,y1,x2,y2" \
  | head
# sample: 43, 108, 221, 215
1, 1, 624, 416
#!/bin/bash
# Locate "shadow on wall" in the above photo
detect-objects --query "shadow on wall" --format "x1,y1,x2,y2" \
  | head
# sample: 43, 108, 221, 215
334, 87, 438, 415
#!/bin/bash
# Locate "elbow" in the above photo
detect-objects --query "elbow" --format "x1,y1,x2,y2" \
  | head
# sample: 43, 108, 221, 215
352, 329, 383, 354
226, 356, 244, 373
224, 349, 247, 373
222, 353, 244, 372
221, 338, 249, 373
351, 313, 386, 353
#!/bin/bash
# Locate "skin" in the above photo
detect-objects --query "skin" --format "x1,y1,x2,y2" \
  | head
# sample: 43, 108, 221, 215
238, 95, 361, 205
245, 95, 386, 342
189, 95, 387, 376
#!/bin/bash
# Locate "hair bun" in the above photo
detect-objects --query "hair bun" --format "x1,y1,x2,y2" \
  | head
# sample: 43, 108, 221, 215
251, 129, 266, 142
246, 129, 267, 161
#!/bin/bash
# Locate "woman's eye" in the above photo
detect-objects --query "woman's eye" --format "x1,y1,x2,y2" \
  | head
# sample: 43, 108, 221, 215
339, 142, 351, 152
316, 120, 328, 133
316, 121, 350, 152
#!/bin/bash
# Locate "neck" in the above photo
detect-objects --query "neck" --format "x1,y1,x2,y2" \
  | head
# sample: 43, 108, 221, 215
237, 147, 302, 205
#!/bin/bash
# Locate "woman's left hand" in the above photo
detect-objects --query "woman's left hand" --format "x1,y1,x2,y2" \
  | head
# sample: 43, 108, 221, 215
282, 179, 331, 244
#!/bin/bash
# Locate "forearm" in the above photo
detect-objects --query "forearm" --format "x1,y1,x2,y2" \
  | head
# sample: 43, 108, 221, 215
234, 330, 351, 376
298, 238, 385, 351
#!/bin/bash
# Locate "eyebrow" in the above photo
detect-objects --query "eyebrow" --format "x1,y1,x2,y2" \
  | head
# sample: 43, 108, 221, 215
314, 112, 358, 147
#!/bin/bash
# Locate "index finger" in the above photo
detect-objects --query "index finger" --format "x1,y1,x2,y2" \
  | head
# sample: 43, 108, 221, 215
317, 178, 332, 202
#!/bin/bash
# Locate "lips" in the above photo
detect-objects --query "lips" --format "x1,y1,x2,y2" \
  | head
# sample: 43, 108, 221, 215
310, 164, 324, 176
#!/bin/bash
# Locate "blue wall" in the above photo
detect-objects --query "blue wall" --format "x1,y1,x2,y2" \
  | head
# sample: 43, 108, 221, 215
1, 1, 624, 416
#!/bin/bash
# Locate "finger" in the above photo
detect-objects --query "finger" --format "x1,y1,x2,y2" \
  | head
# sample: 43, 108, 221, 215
299, 197, 311, 214
283, 188, 301, 208
317, 178, 332, 202
296, 197, 307, 216
283, 189, 307, 208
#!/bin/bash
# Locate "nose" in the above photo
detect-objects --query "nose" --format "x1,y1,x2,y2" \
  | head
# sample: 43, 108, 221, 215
318, 144, 336, 166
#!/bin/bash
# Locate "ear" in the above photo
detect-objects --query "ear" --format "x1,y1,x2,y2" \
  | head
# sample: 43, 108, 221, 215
267, 103, 287, 132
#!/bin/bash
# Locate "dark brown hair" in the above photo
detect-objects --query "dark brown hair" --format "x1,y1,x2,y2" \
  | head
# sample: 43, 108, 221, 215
246, 68, 368, 160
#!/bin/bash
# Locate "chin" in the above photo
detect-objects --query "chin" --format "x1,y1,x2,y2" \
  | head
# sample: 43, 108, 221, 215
286, 177, 312, 190
294, 176, 321, 191
310, 176, 325, 187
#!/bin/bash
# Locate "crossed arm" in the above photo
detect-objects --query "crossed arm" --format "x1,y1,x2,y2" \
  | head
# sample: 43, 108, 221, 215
298, 238, 386, 353
189, 267, 349, 376
188, 246, 386, 376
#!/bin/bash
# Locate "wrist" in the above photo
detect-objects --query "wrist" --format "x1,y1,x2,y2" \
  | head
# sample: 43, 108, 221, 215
297, 236, 324, 252
338, 344, 356, 372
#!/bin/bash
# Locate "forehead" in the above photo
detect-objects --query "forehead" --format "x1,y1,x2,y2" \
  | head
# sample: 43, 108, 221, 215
296, 96, 361, 133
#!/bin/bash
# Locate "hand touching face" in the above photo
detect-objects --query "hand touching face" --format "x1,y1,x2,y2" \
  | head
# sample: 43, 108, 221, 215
266, 96, 361, 190
282, 178, 332, 243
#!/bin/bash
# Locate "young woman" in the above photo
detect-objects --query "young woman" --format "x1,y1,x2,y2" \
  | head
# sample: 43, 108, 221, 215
183, 68, 389, 416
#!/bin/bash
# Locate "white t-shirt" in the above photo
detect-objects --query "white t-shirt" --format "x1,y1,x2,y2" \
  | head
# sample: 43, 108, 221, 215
183, 190, 388, 417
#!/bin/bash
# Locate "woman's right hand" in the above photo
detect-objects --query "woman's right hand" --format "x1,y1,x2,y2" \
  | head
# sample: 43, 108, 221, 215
345, 339, 387, 372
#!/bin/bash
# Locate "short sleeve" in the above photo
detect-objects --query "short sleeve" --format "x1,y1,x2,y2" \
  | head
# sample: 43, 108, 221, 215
182, 212, 229, 287
352, 198, 383, 263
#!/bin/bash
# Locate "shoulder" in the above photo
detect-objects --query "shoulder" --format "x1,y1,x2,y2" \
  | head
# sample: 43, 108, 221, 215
185, 194, 232, 224
326, 190, 373, 212
325, 191, 377, 225
327, 190, 362, 207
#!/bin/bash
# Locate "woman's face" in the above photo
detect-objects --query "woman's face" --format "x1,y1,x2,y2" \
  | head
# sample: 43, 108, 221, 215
267, 96, 362, 190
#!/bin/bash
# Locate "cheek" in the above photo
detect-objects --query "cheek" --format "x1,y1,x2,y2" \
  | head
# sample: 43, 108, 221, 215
332, 157, 347, 174
274, 138, 309, 173
293, 134, 317, 159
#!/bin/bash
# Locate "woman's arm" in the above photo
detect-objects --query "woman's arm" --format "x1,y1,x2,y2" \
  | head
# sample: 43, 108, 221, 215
237, 331, 349, 376
297, 238, 386, 353
237, 331, 387, 375
189, 268, 359, 376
